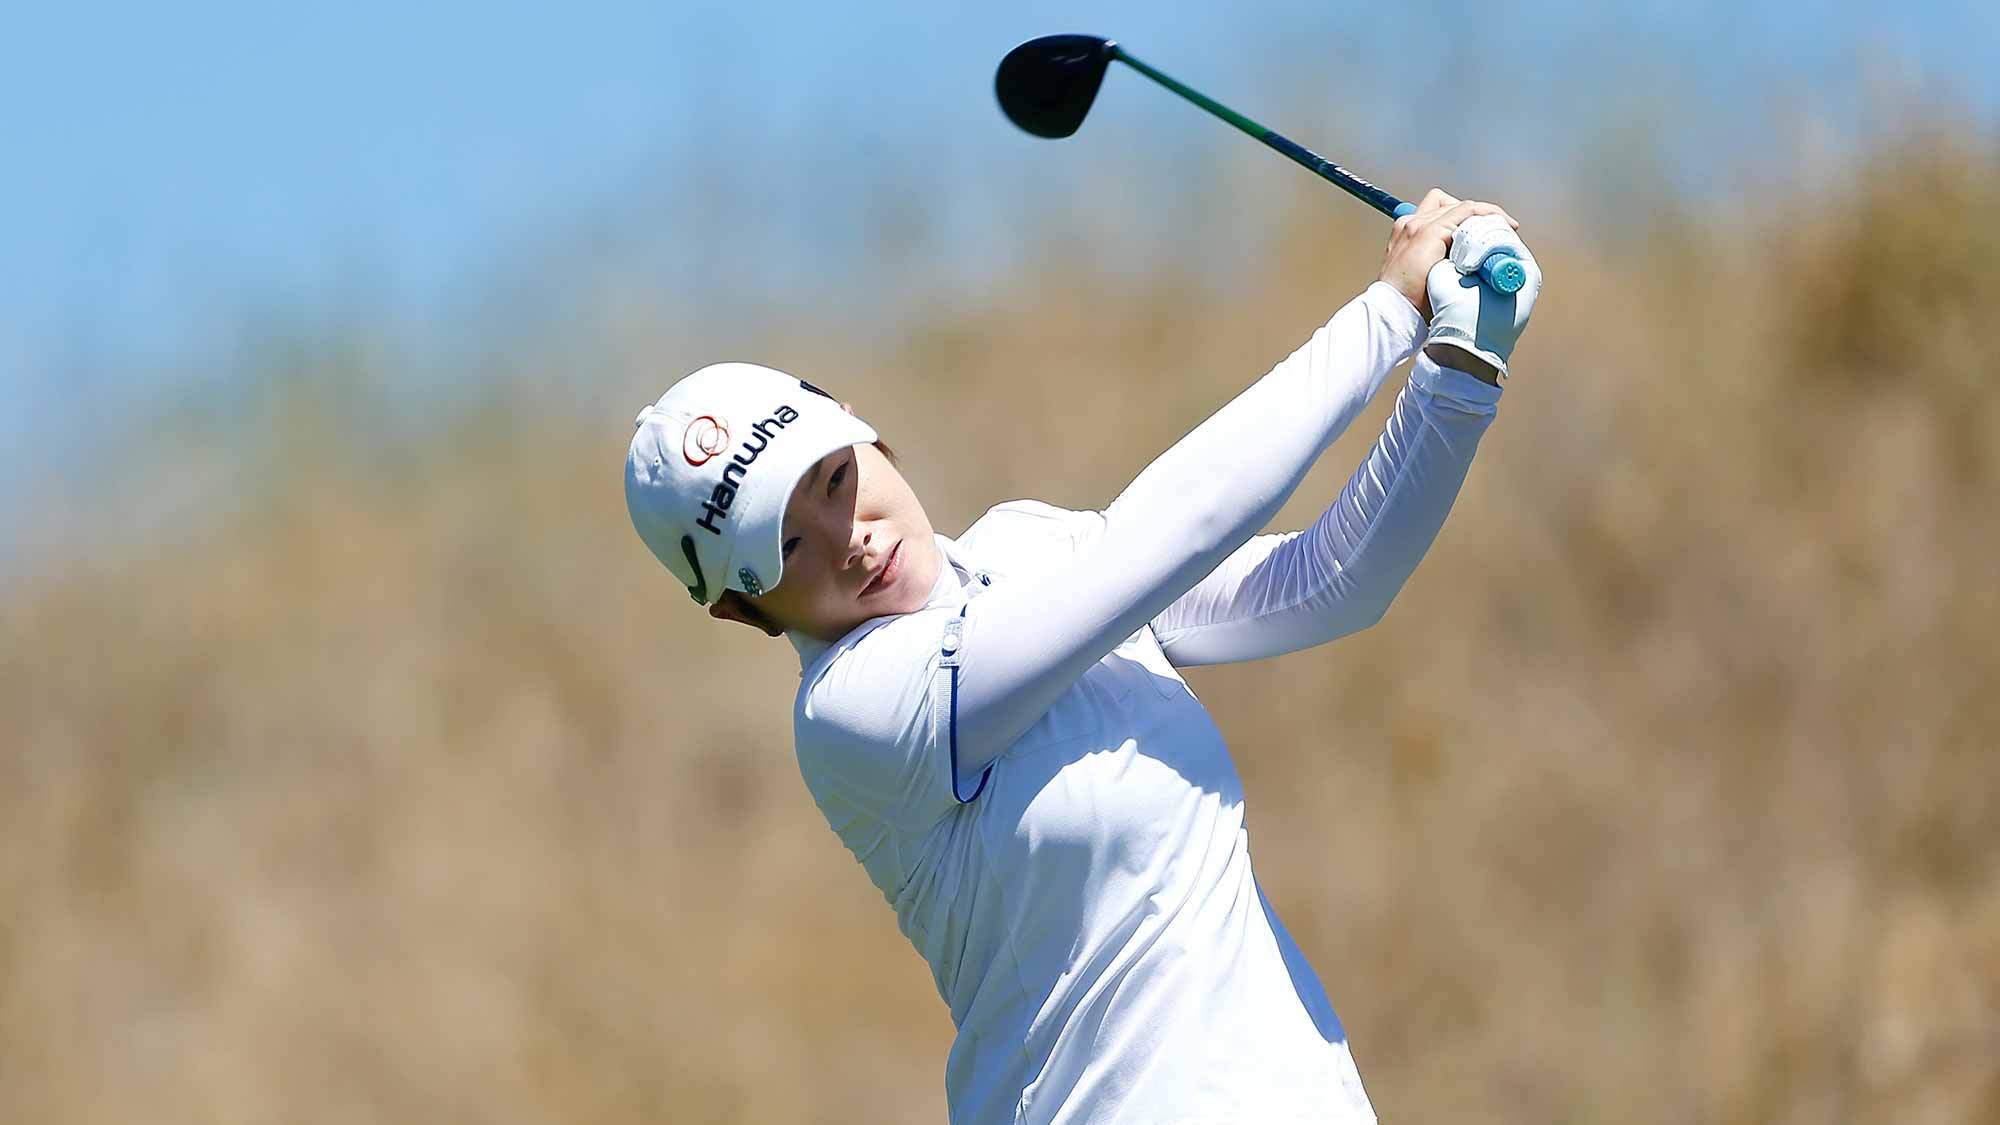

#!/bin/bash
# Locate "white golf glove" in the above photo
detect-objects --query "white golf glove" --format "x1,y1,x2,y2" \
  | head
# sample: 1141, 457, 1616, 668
1425, 214, 1542, 380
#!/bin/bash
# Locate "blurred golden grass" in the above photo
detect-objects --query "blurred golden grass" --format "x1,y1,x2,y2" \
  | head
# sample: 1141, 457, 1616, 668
4, 120, 1998, 1124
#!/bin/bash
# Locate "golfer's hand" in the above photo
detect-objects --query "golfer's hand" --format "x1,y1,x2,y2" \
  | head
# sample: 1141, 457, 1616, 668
1377, 189, 1518, 319
1424, 215, 1542, 384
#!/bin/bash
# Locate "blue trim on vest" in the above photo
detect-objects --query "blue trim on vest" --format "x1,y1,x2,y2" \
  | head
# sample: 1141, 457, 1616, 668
947, 605, 991, 804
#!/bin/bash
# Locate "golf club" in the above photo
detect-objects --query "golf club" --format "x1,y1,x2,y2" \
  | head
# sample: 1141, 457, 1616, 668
995, 34, 1527, 295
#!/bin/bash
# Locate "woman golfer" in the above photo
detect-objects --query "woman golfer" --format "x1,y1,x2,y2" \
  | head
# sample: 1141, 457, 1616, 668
627, 190, 1539, 1123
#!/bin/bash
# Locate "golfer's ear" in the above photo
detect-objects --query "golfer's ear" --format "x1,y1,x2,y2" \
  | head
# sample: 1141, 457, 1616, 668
709, 591, 784, 637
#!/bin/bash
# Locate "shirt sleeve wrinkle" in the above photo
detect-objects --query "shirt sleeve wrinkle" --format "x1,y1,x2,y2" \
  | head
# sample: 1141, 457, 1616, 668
946, 285, 1428, 776
1148, 352, 1503, 667
792, 295, 1505, 817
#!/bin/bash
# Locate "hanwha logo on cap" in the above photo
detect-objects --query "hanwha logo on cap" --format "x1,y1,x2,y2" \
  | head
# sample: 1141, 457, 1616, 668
683, 415, 729, 466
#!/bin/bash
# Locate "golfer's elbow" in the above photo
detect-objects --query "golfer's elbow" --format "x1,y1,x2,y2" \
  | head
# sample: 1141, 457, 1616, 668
1353, 590, 1397, 633
1188, 497, 1253, 553
1331, 569, 1404, 637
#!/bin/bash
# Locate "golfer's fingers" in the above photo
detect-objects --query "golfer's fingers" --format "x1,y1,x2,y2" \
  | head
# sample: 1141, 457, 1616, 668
1394, 189, 1466, 237
1392, 198, 1481, 245
1427, 199, 1514, 236
1415, 188, 1460, 215
1447, 199, 1521, 230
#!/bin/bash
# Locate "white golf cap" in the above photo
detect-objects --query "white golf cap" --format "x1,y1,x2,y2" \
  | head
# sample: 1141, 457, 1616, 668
626, 362, 877, 604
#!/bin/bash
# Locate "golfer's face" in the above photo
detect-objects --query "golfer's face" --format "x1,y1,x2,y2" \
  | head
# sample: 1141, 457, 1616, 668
757, 442, 939, 641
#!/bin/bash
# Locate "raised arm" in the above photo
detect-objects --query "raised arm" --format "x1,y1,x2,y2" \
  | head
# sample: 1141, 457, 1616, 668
947, 281, 1419, 773
1148, 351, 1502, 666
947, 194, 1532, 778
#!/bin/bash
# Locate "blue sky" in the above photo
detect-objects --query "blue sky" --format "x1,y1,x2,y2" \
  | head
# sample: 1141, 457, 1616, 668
2, 0, 1996, 554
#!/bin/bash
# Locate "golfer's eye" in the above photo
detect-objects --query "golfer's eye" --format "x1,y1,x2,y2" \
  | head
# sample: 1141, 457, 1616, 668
783, 536, 801, 559
828, 463, 848, 497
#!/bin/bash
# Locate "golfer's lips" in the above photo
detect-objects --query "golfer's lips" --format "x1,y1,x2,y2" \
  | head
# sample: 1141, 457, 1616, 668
860, 539, 903, 598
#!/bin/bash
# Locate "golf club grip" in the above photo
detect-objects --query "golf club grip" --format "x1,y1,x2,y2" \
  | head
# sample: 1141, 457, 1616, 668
1392, 201, 1527, 294
1478, 254, 1528, 294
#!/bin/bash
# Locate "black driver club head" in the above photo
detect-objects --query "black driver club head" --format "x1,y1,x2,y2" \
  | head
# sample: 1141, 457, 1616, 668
995, 34, 1117, 139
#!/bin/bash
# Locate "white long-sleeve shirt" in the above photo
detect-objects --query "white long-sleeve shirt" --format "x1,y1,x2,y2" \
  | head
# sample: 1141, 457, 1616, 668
789, 283, 1503, 1123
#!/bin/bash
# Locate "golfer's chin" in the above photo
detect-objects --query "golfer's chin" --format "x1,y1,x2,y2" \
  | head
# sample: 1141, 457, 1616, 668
791, 539, 941, 642
896, 534, 944, 611
860, 534, 941, 620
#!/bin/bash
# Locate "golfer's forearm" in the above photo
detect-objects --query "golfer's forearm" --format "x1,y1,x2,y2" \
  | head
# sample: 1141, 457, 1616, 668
1089, 280, 1424, 612
951, 284, 1421, 765
1115, 281, 1424, 527
1151, 353, 1500, 665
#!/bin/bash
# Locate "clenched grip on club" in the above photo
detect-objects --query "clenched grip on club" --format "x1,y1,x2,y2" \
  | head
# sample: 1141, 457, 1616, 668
1392, 202, 1528, 294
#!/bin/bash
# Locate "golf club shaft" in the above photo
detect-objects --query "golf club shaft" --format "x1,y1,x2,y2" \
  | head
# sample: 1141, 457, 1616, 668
1111, 47, 1406, 218
1109, 46, 1525, 293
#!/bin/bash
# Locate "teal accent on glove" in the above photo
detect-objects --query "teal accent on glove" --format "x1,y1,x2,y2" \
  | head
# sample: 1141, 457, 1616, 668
1425, 228, 1541, 380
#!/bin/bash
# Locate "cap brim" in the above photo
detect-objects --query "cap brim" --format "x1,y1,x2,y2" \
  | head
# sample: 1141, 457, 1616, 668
728, 409, 879, 596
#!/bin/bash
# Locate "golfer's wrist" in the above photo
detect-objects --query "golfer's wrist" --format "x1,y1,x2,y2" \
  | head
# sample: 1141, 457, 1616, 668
1374, 274, 1428, 319
1424, 343, 1502, 385
1362, 281, 1428, 354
